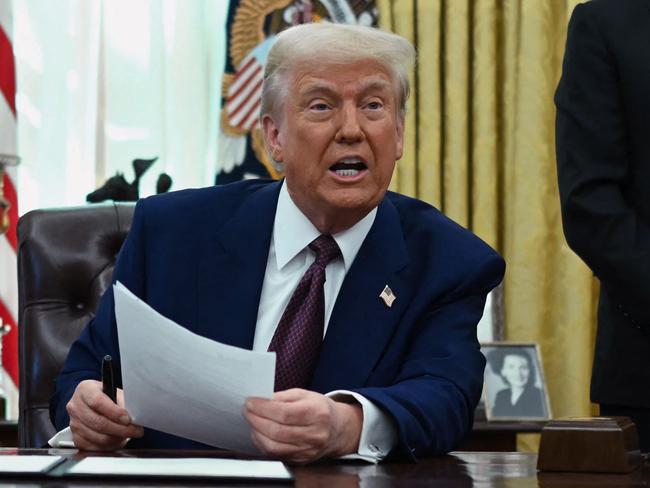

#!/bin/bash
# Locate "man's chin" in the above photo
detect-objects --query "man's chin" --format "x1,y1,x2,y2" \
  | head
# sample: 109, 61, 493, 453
326, 185, 385, 206
294, 187, 386, 233
324, 193, 382, 215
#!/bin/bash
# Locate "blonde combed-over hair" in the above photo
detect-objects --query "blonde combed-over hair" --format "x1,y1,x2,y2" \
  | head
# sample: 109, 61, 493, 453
260, 22, 416, 119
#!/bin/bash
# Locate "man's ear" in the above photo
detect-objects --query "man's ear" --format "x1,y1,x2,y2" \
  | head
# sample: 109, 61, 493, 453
395, 115, 405, 161
262, 114, 283, 163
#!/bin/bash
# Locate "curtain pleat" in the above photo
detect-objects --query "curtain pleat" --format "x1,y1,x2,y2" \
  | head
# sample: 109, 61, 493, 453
415, 0, 442, 209
441, 0, 470, 227
471, 0, 499, 250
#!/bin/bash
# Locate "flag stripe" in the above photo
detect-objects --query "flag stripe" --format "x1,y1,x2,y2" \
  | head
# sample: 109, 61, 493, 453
0, 297, 18, 386
0, 3, 19, 397
0, 89, 16, 158
0, 24, 16, 116
231, 55, 255, 83
227, 64, 262, 109
227, 71, 262, 113
228, 58, 258, 97
2, 172, 17, 251
0, 2, 13, 42
238, 97, 261, 131
0, 236, 17, 323
228, 76, 263, 122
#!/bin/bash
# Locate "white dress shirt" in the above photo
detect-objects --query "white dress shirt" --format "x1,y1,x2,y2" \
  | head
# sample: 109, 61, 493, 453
253, 181, 396, 462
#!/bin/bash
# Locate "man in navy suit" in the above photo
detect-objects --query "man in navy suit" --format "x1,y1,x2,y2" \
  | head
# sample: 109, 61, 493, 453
556, 0, 650, 451
52, 23, 504, 462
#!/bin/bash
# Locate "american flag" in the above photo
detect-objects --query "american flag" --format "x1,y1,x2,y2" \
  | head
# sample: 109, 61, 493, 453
379, 285, 396, 308
225, 37, 275, 132
0, 0, 19, 419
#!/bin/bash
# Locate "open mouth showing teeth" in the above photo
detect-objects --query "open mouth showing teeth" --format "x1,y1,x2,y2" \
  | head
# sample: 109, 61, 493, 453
330, 158, 367, 177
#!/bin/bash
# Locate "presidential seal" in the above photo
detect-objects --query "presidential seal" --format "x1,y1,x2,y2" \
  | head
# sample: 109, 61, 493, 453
217, 0, 379, 184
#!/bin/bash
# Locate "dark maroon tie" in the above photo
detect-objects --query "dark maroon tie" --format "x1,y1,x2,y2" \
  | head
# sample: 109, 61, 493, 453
269, 235, 341, 391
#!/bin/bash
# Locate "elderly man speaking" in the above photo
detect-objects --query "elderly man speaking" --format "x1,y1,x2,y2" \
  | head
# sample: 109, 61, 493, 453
52, 23, 504, 463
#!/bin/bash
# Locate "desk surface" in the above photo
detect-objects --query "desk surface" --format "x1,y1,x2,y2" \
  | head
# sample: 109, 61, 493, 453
1, 448, 649, 487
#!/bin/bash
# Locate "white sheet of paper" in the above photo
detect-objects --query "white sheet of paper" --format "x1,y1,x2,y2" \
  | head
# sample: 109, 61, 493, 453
113, 282, 276, 454
0, 455, 63, 473
67, 457, 291, 480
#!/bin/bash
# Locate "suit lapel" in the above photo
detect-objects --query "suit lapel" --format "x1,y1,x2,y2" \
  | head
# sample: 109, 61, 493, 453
311, 196, 410, 392
196, 182, 282, 349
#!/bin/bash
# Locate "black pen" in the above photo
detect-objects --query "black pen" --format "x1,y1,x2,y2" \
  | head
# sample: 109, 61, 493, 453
102, 355, 117, 404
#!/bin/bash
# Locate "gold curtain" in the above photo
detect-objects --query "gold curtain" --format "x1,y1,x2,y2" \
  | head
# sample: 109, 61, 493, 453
377, 0, 598, 422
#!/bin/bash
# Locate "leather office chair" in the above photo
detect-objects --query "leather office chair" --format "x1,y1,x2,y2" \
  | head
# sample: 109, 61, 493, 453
17, 203, 134, 447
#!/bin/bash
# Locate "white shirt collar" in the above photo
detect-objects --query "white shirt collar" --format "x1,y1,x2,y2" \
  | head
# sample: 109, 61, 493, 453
273, 180, 377, 271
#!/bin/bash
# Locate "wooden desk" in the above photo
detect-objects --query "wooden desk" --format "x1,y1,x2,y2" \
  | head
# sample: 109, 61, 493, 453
1, 448, 649, 487
461, 420, 545, 451
0, 420, 542, 452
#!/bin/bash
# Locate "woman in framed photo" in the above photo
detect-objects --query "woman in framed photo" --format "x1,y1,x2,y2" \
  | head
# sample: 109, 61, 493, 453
488, 347, 547, 418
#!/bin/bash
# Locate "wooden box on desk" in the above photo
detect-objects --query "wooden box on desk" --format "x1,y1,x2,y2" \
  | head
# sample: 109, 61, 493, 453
537, 417, 640, 473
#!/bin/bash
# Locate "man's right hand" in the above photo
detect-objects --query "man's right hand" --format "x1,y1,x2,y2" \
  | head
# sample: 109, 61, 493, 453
66, 379, 144, 451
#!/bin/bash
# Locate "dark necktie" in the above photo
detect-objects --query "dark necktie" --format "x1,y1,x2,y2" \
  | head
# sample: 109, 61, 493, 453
268, 234, 341, 391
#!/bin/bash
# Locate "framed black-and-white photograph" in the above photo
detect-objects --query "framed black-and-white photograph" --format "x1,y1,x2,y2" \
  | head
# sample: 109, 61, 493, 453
481, 343, 551, 421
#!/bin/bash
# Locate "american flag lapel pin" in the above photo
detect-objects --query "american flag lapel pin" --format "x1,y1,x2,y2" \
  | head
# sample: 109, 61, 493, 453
379, 285, 396, 308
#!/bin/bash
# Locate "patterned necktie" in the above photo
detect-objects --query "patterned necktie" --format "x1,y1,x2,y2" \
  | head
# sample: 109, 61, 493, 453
269, 234, 341, 391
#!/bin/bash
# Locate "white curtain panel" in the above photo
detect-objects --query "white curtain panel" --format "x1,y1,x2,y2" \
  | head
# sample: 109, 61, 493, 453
13, 0, 227, 214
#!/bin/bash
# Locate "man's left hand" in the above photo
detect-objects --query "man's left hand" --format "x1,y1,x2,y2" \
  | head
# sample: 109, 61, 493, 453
244, 388, 363, 464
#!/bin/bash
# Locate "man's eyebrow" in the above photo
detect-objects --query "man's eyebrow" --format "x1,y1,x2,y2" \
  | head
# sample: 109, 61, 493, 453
298, 84, 338, 99
358, 79, 393, 95
298, 78, 394, 100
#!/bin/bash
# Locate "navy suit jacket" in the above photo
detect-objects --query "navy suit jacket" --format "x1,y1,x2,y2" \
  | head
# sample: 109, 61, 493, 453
556, 0, 650, 407
51, 179, 505, 459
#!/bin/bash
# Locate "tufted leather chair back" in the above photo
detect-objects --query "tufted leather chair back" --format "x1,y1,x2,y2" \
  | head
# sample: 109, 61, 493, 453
17, 203, 134, 447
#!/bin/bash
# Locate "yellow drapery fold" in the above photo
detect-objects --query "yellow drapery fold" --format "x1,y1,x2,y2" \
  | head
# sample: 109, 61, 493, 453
378, 0, 597, 422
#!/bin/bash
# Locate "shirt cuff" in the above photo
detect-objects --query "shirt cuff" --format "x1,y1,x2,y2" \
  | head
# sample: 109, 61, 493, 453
326, 389, 396, 463
48, 426, 76, 448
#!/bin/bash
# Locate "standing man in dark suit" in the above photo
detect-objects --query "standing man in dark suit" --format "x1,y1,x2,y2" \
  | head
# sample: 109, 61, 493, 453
52, 23, 505, 462
556, 0, 650, 451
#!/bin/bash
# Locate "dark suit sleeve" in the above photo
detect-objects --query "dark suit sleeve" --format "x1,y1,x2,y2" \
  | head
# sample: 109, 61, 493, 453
354, 253, 504, 459
555, 3, 650, 326
49, 198, 149, 429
